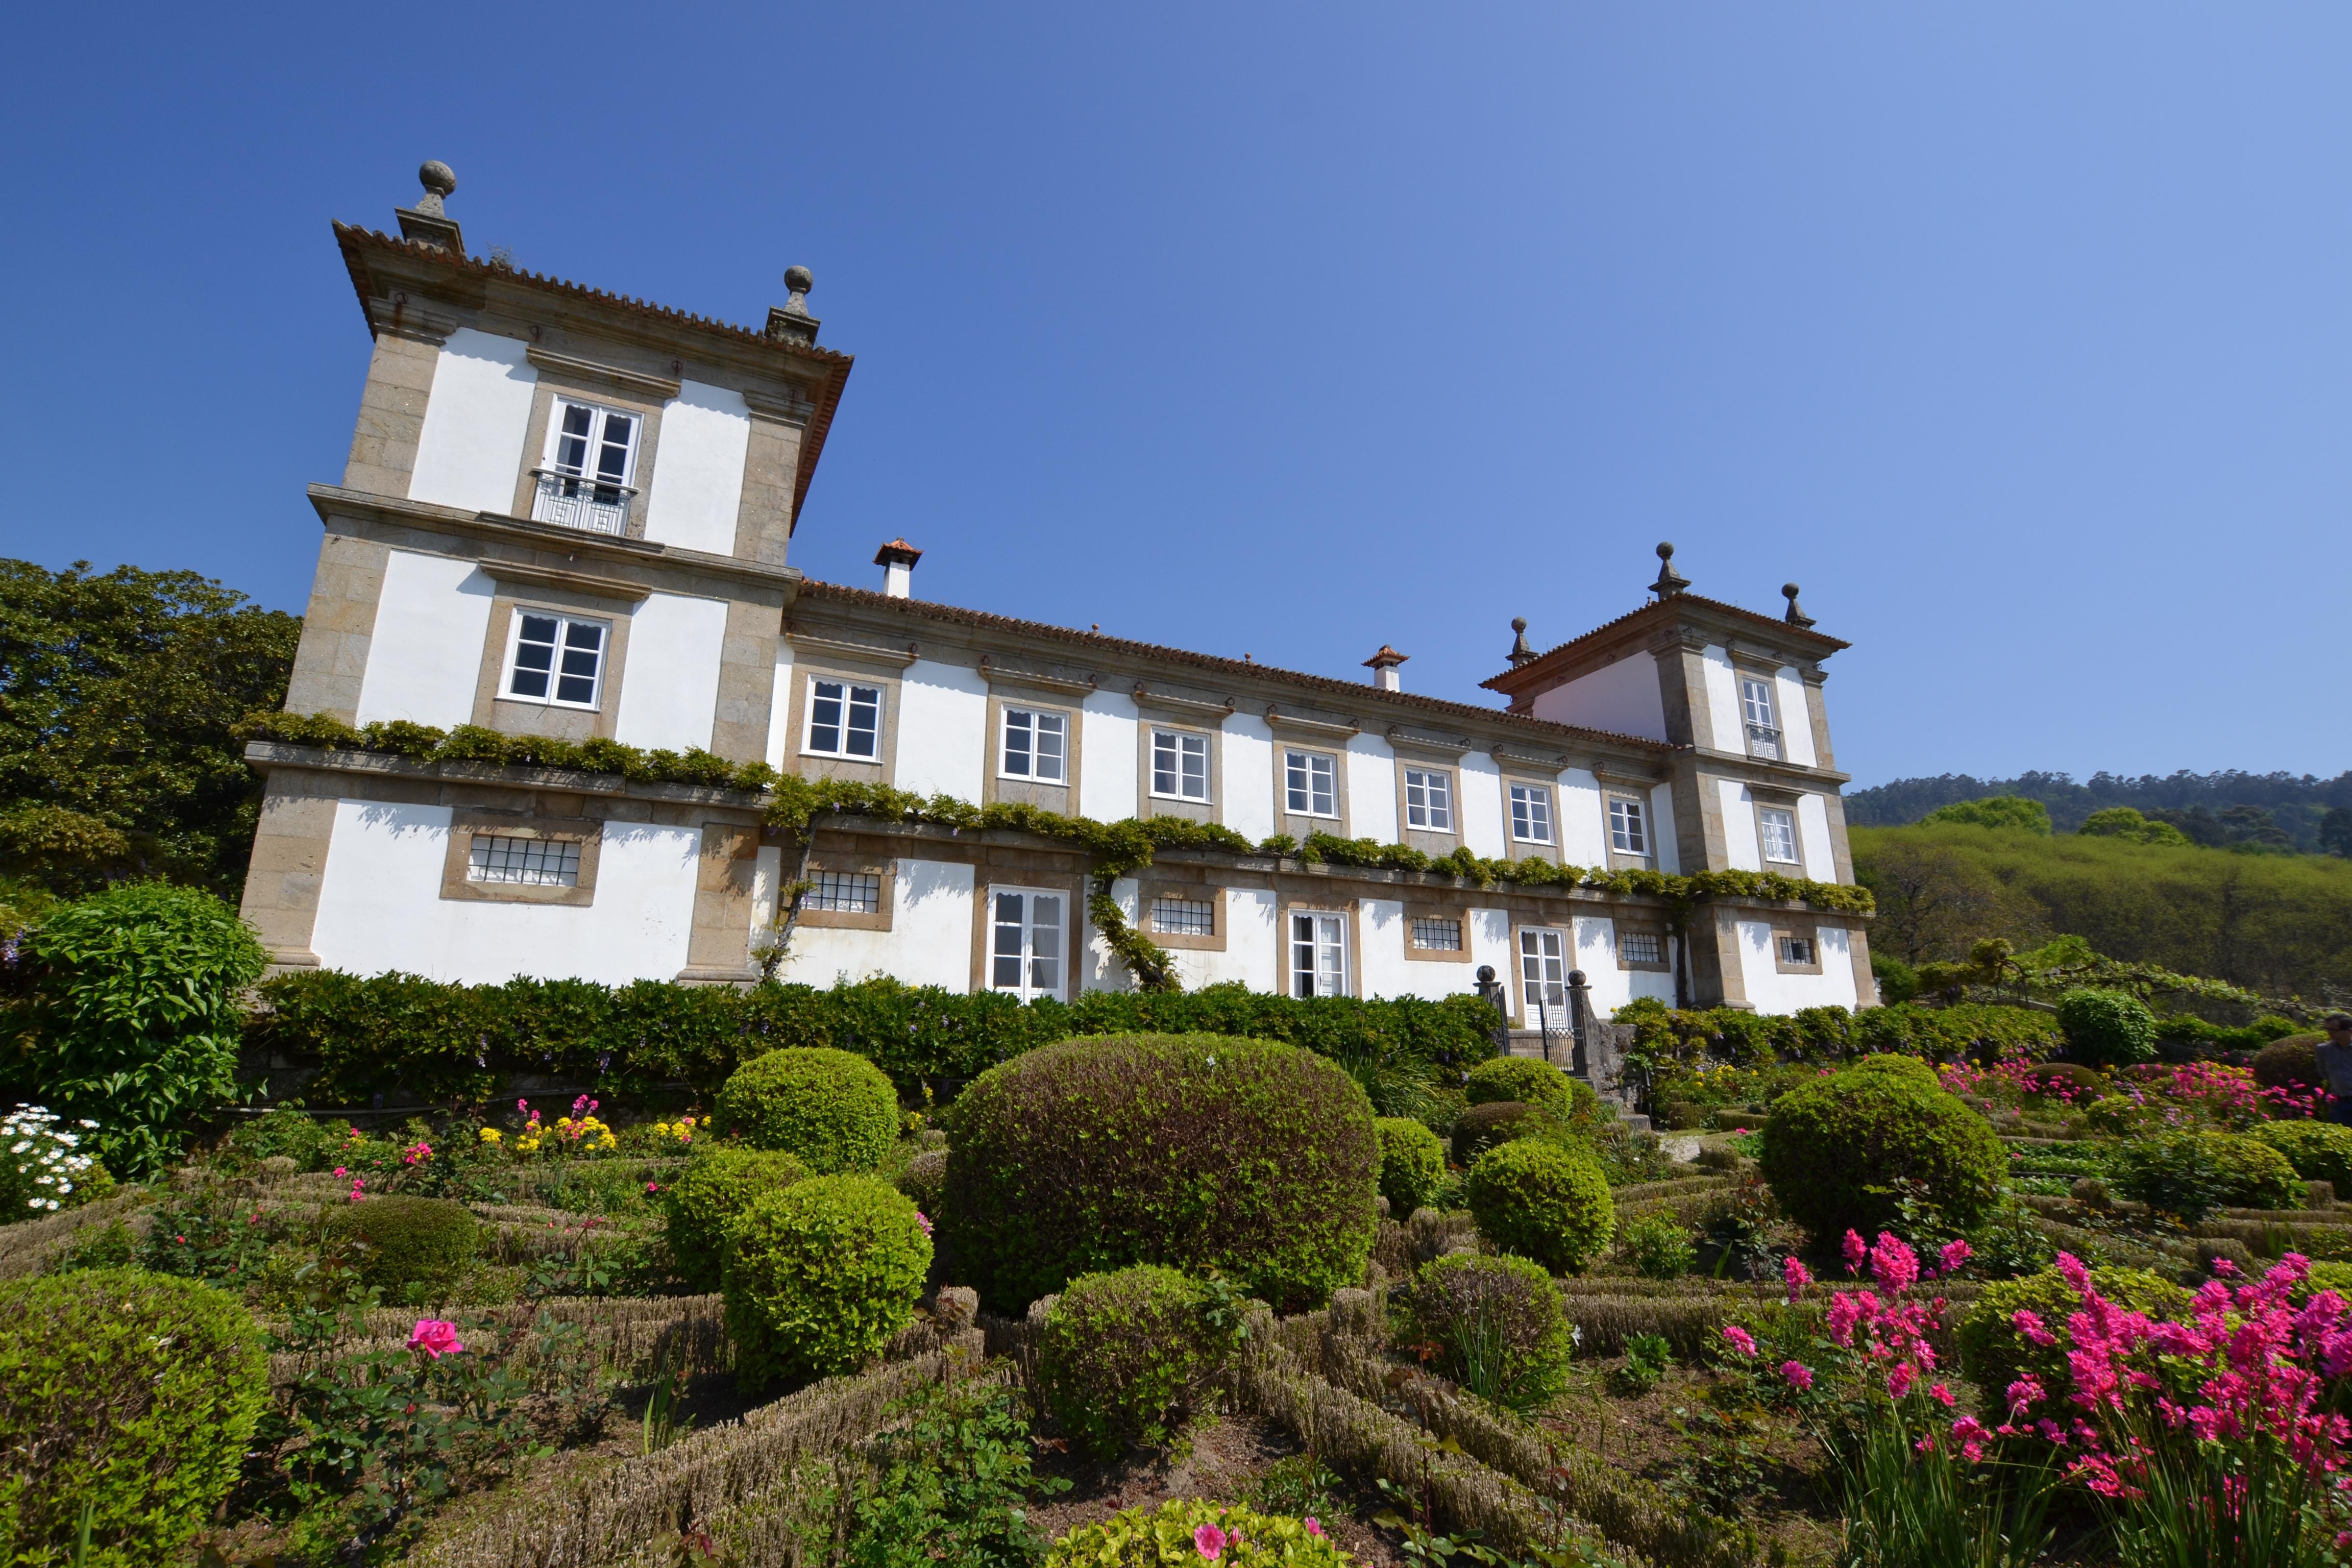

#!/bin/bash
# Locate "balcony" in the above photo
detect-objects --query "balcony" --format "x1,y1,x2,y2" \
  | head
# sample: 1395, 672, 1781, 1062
529, 469, 635, 536
1745, 723, 1782, 762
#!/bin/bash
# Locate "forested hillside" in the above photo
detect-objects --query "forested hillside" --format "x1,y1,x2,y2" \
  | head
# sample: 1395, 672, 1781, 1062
1848, 768, 2352, 851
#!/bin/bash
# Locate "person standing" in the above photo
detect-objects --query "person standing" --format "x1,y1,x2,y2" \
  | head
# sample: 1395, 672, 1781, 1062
2318, 1014, 2352, 1125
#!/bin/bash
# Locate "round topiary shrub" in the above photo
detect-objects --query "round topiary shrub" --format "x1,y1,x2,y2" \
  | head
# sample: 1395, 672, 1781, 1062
1037, 1265, 1226, 1458
895, 1147, 947, 1216
1408, 1251, 1576, 1410
1959, 1265, 2191, 1408
723, 1173, 932, 1389
2032, 1062, 2108, 1097
326, 1195, 480, 1298
2253, 1035, 2326, 1096
1756, 1056, 2005, 1243
663, 1146, 809, 1291
2055, 989, 2158, 1068
1047, 1500, 1350, 1567
0, 1268, 267, 1567
2115, 1130, 2303, 1218
715, 1047, 899, 1173
2253, 1120, 2352, 1193
1464, 1057, 1576, 1117
1451, 1099, 1534, 1168
1463, 1137, 1614, 1276
1376, 1117, 1447, 1217
942, 1034, 1378, 1310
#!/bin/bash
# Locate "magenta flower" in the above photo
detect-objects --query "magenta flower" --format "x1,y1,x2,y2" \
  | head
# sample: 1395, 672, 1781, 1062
915, 1210, 934, 1238
1783, 1255, 1812, 1302
1722, 1324, 1758, 1357
1193, 1524, 1228, 1561
408, 1318, 463, 1358
1781, 1359, 1815, 1390
1305, 1517, 1325, 1537
1938, 1239, 1973, 1278
1887, 1362, 1916, 1398
1843, 1229, 1869, 1275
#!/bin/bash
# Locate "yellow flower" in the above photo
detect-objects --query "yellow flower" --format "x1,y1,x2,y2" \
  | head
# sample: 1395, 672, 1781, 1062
478, 1127, 501, 1143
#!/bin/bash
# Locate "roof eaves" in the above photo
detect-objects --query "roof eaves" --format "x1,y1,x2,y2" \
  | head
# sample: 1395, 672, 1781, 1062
1480, 594, 1849, 694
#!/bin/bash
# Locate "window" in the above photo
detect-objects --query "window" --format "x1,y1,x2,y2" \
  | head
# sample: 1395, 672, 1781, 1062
1778, 935, 1817, 966
1740, 676, 1782, 762
1509, 783, 1553, 845
1618, 929, 1662, 966
1284, 750, 1337, 817
1758, 806, 1800, 865
1000, 708, 1067, 783
1151, 895, 1215, 937
1608, 796, 1649, 856
467, 834, 581, 887
505, 611, 607, 708
806, 871, 883, 914
1404, 768, 1454, 832
1411, 917, 1462, 952
1151, 729, 1210, 800
1520, 928, 1568, 1013
806, 678, 883, 760
1290, 912, 1346, 997
532, 400, 640, 534
989, 889, 1064, 1000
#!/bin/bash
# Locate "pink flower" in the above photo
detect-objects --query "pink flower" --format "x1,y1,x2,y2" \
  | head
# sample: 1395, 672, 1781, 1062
1888, 1363, 1916, 1398
1722, 1325, 1758, 1357
408, 1318, 463, 1358
646, 1181, 663, 1195
1305, 1517, 1325, 1537
1938, 1239, 1974, 1278
2006, 1375, 2046, 1415
1193, 1524, 1228, 1561
333, 1166, 346, 1177
2012, 1309, 2056, 1347
1784, 1255, 1812, 1302
1929, 1382, 1955, 1407
2212, 1256, 2240, 1278
1781, 1359, 1815, 1390
1869, 1233, 1920, 1293
915, 1210, 934, 1239
1843, 1230, 1869, 1275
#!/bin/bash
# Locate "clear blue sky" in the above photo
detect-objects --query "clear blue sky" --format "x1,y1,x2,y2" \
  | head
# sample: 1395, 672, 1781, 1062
5, 5, 2346, 789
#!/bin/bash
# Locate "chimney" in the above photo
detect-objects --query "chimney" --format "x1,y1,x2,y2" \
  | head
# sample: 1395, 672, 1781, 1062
1363, 645, 1408, 692
767, 266, 821, 345
395, 160, 464, 253
874, 538, 922, 598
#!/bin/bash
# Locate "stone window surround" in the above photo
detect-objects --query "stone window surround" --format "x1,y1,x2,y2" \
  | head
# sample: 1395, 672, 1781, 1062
784, 636, 914, 786
439, 808, 602, 906
1135, 693, 1230, 824
509, 364, 674, 541
469, 568, 650, 742
1401, 898, 1474, 966
1748, 782, 1807, 870
1726, 648, 1793, 763
1500, 773, 1561, 865
1276, 892, 1358, 1000
795, 851, 895, 932
1266, 710, 1357, 841
1772, 920, 1824, 975
968, 873, 1088, 998
1138, 876, 1229, 953
1615, 918, 1672, 973
1508, 920, 1574, 1028
983, 682, 1085, 810
1389, 733, 1470, 856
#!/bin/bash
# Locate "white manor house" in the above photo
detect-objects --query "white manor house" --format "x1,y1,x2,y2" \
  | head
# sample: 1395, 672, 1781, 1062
239, 164, 1878, 1026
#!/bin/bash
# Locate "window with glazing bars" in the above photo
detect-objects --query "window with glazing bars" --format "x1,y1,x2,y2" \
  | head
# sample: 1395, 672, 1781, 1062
1291, 912, 1345, 997
1410, 917, 1462, 951
1285, 750, 1337, 816
1509, 783, 1553, 844
1758, 806, 1800, 864
1740, 677, 1782, 760
1404, 768, 1453, 832
1618, 930, 1662, 965
1779, 935, 1817, 965
1152, 730, 1210, 800
989, 889, 1064, 1000
806, 871, 882, 914
467, 834, 581, 887
1001, 708, 1067, 782
1608, 797, 1649, 855
1520, 928, 1567, 1012
807, 679, 883, 758
505, 612, 606, 707
1150, 896, 1215, 937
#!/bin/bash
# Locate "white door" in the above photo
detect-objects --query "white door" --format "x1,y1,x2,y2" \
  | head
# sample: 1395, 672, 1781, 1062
1520, 928, 1568, 1015
990, 889, 1065, 1000
1290, 912, 1346, 998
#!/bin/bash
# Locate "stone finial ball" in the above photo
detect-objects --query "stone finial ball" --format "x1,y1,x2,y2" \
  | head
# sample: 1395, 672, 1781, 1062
419, 160, 457, 197
1783, 582, 1802, 599
784, 265, 815, 293
1656, 541, 1676, 560
1511, 617, 1528, 632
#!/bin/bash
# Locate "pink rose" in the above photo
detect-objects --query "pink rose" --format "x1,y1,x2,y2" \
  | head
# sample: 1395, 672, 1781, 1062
333, 1167, 346, 1177
408, 1318, 464, 1359
1193, 1524, 1228, 1561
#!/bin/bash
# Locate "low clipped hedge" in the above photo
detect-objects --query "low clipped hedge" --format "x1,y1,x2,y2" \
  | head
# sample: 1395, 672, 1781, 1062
0, 1268, 267, 1567
1047, 1501, 1351, 1567
1409, 1251, 1577, 1411
1757, 1055, 2006, 1242
1375, 1117, 1447, 1216
2115, 1131, 2303, 1218
1959, 1265, 2191, 1409
715, 1047, 899, 1173
663, 1147, 808, 1291
1037, 1266, 1225, 1458
2253, 1120, 2352, 1192
1463, 1138, 1614, 1276
1463, 1057, 1575, 1117
326, 1195, 481, 1297
722, 1174, 932, 1389
942, 1034, 1379, 1311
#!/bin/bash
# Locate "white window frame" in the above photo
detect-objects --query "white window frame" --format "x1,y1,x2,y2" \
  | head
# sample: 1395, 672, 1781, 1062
531, 399, 643, 534
1284, 749, 1338, 817
1150, 728, 1211, 802
1520, 928, 1569, 1014
999, 707, 1068, 783
1508, 783, 1554, 845
1404, 768, 1455, 833
806, 870, 884, 914
1757, 805, 1801, 865
1289, 910, 1347, 998
988, 887, 1066, 1001
804, 677, 885, 761
1778, 934, 1818, 966
1149, 894, 1216, 937
467, 834, 582, 887
1618, 929, 1664, 966
502, 608, 609, 710
1607, 796, 1650, 856
1739, 676, 1783, 761
1410, 916, 1463, 952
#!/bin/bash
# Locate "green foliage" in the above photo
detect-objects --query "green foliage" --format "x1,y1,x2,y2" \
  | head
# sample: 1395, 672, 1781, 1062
0, 560, 301, 895
1872, 952, 1920, 1005
2114, 1130, 2303, 1219
1958, 1265, 2191, 1407
723, 1173, 931, 1389
2251, 1120, 2352, 1192
1610, 1331, 1674, 1398
1756, 1055, 2006, 1242
663, 1146, 810, 1291
2253, 1035, 2325, 1095
2078, 806, 2193, 847
1920, 796, 2053, 835
2054, 989, 2158, 1068
942, 1034, 1378, 1311
1408, 1251, 1576, 1411
7, 883, 267, 1176
326, 1195, 482, 1298
0, 1267, 266, 1567
1618, 1211, 1697, 1280
1616, 995, 2063, 1075
841, 1375, 1066, 1568
895, 1148, 947, 1217
1450, 1099, 1537, 1167
1463, 1136, 1614, 1275
1037, 1266, 1227, 1458
0, 1103, 109, 1217
1462, 1055, 1575, 1116
241, 708, 777, 796
223, 1104, 347, 1171
716, 1046, 900, 1173
1046, 1500, 1351, 1566
1374, 1116, 1447, 1217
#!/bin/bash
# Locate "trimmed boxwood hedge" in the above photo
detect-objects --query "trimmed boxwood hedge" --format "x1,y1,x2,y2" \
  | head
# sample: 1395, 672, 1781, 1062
2253, 1119, 2352, 1192
1463, 1057, 1575, 1117
941, 1033, 1379, 1311
1408, 1251, 1577, 1410
325, 1195, 481, 1297
1757, 1055, 2006, 1242
664, 1147, 809, 1291
715, 1047, 899, 1173
722, 1174, 932, 1388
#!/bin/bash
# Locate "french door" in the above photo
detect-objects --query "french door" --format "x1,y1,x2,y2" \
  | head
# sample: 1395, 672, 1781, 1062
990, 889, 1064, 1000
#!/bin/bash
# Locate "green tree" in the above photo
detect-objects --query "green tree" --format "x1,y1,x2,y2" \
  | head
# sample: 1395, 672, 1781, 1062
2078, 806, 2193, 847
1918, 796, 2053, 834
0, 559, 300, 897
2323, 807, 2352, 860
1852, 835, 2044, 964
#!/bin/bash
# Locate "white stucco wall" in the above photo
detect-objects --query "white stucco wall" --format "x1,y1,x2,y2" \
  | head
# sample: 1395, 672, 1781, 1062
1557, 769, 1607, 865
1458, 752, 1505, 857
1699, 646, 1741, 753
1797, 792, 1837, 881
310, 800, 699, 984
1648, 783, 1681, 874
642, 381, 751, 554
1774, 667, 1818, 767
612, 592, 728, 753
764, 644, 796, 770
895, 660, 988, 798
1147, 886, 1279, 993
1733, 920, 1860, 1014
1222, 716, 1276, 842
1528, 653, 1667, 742
1468, 908, 1513, 992
1079, 693, 1139, 820
1358, 898, 1468, 1001
407, 328, 537, 513
780, 859, 975, 991
1576, 915, 1679, 1016
353, 551, 497, 728
1718, 778, 1762, 871
1346, 737, 1400, 841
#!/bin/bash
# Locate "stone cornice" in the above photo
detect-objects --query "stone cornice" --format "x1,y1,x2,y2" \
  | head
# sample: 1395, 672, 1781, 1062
1688, 748, 1853, 789
242, 742, 769, 811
